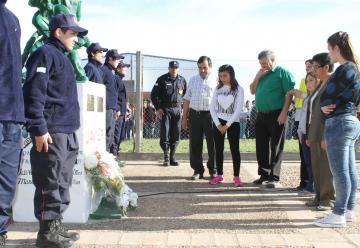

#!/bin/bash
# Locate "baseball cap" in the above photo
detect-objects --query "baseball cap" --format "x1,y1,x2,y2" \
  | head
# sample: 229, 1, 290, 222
106, 49, 125, 60
49, 13, 88, 36
117, 61, 131, 68
169, 61, 179, 68
86, 42, 108, 54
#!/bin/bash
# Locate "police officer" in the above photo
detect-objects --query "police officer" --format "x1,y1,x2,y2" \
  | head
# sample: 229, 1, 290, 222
112, 61, 130, 156
84, 42, 108, 83
0, 1, 25, 246
151, 61, 187, 166
100, 49, 123, 152
23, 13, 87, 248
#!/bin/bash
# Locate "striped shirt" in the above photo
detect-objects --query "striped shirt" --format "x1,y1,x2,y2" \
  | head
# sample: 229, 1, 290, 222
183, 74, 217, 111
210, 85, 244, 127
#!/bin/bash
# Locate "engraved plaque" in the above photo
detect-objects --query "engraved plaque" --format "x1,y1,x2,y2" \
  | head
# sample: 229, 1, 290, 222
87, 94, 95, 112
97, 96, 104, 112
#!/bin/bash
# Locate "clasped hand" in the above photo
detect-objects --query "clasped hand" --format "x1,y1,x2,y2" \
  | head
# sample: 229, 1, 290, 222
217, 124, 228, 134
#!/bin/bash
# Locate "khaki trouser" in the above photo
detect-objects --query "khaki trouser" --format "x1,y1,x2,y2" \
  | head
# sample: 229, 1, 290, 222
310, 141, 335, 205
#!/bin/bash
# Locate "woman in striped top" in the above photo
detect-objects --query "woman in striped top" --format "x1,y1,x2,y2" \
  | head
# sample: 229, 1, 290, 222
209, 65, 244, 186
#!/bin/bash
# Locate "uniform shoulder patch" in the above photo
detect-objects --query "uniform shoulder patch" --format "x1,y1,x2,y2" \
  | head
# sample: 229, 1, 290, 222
36, 67, 46, 73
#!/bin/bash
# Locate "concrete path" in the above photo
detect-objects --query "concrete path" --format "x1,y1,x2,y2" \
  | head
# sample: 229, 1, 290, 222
6, 160, 360, 247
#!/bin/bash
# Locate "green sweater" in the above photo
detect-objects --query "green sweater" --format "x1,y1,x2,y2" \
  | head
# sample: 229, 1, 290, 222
255, 66, 295, 112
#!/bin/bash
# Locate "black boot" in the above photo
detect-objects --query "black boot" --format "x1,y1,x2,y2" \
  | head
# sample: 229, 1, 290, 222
163, 151, 169, 166
170, 149, 179, 166
56, 219, 80, 241
0, 233, 7, 247
36, 220, 74, 248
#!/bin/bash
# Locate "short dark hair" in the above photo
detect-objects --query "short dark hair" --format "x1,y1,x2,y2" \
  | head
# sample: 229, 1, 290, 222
50, 27, 69, 37
88, 52, 99, 59
305, 59, 313, 64
312, 52, 334, 72
258, 50, 275, 60
197, 56, 212, 66
105, 56, 117, 64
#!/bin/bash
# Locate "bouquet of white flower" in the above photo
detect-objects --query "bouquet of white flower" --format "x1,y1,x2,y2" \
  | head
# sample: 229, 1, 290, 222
84, 150, 138, 216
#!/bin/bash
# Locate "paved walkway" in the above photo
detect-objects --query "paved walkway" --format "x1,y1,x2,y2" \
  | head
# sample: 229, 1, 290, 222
6, 160, 360, 247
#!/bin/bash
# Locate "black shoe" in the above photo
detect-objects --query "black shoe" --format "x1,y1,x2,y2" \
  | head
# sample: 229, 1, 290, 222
191, 173, 204, 180
295, 185, 304, 191
0, 234, 7, 247
163, 152, 169, 166
56, 219, 80, 241
170, 160, 179, 166
210, 173, 217, 179
163, 160, 169, 166
36, 220, 74, 248
264, 180, 278, 189
253, 176, 267, 185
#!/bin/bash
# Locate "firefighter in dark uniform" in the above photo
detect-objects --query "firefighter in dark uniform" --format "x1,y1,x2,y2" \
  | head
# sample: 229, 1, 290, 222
23, 14, 87, 248
84, 42, 108, 83
0, 1, 25, 246
151, 61, 187, 166
100, 49, 123, 152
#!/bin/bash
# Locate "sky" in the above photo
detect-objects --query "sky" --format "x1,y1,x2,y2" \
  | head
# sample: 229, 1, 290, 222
6, 0, 360, 100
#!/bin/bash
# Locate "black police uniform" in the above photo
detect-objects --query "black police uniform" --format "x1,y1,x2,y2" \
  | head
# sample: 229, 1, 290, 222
151, 73, 187, 164
23, 36, 80, 221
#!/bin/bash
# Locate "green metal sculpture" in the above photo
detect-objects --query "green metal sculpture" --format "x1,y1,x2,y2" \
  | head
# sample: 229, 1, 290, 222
22, 0, 53, 67
22, 0, 90, 81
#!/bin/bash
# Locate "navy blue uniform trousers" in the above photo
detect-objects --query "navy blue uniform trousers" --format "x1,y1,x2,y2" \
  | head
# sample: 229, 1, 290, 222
30, 133, 78, 221
112, 115, 125, 153
106, 109, 116, 152
0, 122, 22, 234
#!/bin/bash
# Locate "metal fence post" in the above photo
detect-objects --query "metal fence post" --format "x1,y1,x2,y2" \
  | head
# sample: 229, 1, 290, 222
135, 51, 143, 152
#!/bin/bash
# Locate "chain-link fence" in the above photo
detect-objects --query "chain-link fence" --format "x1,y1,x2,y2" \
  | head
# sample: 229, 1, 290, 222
141, 100, 298, 140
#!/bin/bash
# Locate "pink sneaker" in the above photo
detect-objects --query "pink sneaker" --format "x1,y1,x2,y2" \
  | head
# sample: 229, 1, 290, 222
233, 176, 243, 187
209, 175, 224, 185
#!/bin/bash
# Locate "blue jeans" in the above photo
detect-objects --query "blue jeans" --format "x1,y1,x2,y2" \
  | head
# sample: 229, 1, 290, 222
300, 134, 313, 192
0, 122, 22, 234
324, 114, 360, 215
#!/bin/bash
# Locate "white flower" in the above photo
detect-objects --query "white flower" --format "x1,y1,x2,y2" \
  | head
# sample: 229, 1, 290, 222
116, 193, 130, 208
129, 192, 138, 207
84, 153, 99, 169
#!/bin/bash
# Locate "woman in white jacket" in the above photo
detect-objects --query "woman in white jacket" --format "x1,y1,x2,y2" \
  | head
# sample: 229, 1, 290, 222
209, 65, 244, 186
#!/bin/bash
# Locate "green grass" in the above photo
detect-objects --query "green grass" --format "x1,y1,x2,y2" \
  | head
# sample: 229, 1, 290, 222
120, 138, 300, 153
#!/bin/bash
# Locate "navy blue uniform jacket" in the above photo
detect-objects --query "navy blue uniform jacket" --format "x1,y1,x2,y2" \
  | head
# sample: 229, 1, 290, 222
84, 59, 103, 84
100, 63, 118, 111
115, 73, 127, 115
0, 3, 25, 122
23, 37, 80, 136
